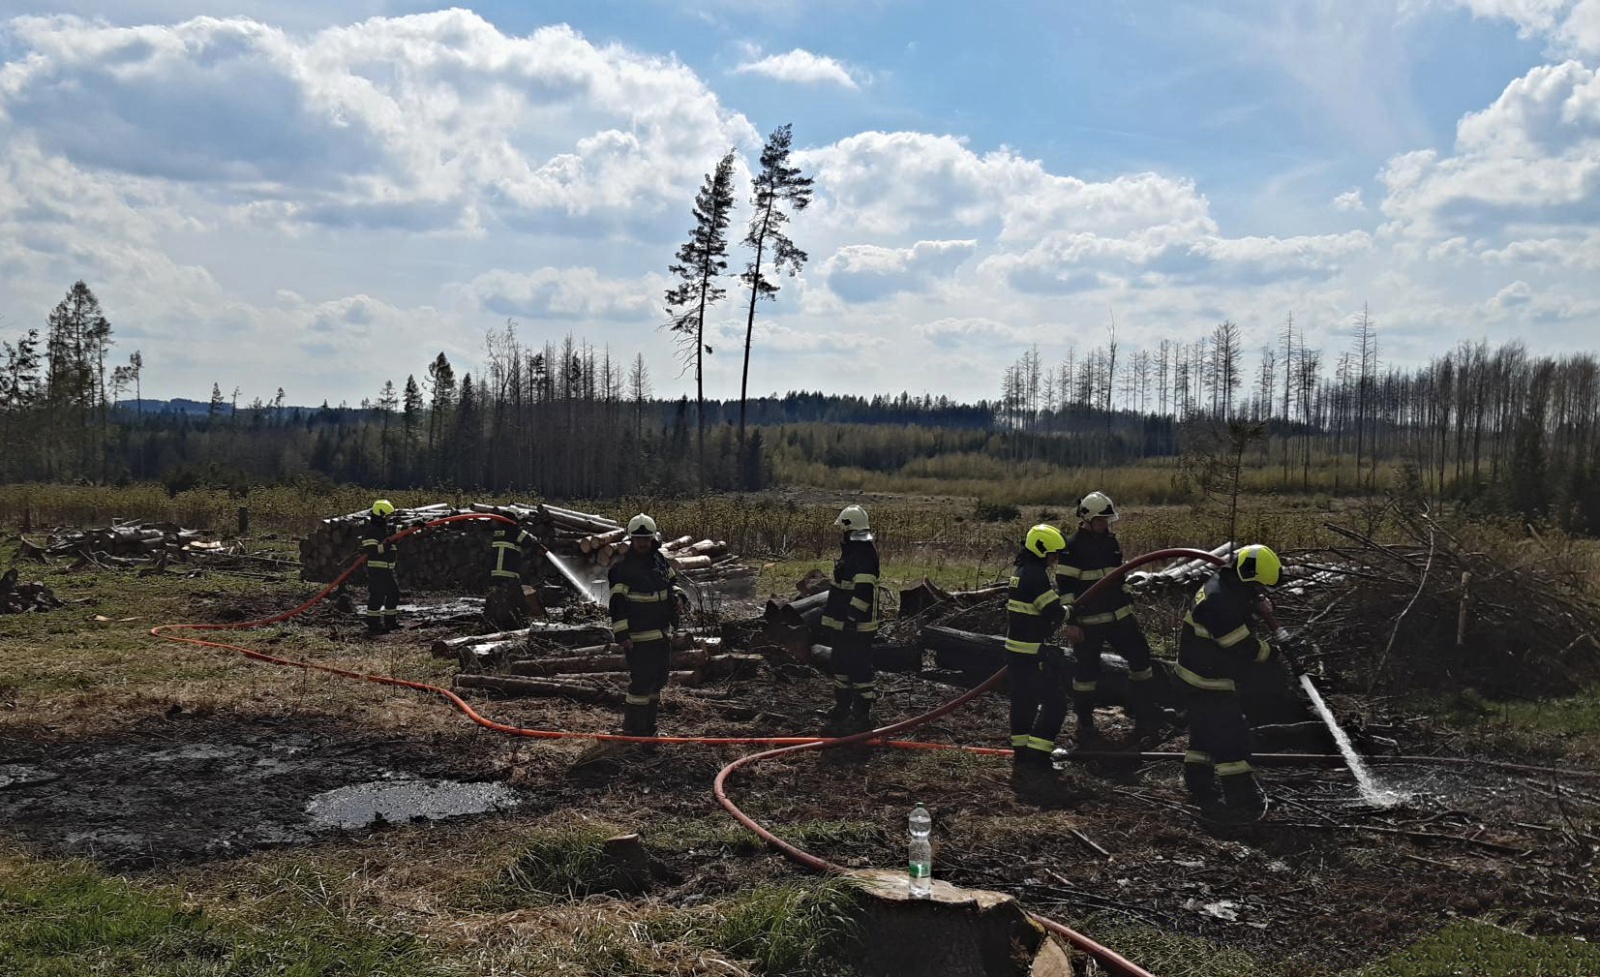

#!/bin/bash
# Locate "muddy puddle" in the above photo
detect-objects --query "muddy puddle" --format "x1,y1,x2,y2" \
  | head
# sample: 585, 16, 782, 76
0, 717, 535, 867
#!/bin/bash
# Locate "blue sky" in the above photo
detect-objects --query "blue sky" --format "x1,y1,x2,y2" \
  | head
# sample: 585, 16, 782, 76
2, 0, 1598, 407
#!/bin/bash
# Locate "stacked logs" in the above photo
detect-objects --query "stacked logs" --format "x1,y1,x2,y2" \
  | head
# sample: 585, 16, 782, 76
298, 501, 758, 597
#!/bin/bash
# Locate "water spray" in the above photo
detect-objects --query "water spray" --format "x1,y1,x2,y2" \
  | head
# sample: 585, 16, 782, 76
1266, 611, 1404, 808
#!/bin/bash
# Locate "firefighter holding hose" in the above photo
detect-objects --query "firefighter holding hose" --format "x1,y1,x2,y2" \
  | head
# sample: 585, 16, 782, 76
361, 500, 401, 634
1176, 543, 1284, 819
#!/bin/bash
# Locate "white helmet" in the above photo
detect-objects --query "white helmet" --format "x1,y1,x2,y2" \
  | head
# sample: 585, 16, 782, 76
1077, 491, 1119, 524
627, 513, 659, 538
834, 504, 870, 532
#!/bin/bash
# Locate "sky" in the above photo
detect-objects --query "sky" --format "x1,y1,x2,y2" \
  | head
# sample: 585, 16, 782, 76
2, 0, 1599, 408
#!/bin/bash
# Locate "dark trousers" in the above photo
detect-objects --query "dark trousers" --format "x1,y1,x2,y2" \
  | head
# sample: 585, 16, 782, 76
830, 629, 877, 704
1183, 685, 1252, 777
623, 638, 671, 735
1075, 614, 1152, 690
366, 569, 399, 628
1008, 648, 1068, 760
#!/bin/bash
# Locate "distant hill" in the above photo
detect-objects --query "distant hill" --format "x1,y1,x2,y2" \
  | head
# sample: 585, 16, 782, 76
116, 398, 218, 415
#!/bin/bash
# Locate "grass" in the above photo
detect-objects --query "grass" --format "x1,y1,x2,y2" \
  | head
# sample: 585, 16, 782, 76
1351, 919, 1600, 976
0, 852, 447, 977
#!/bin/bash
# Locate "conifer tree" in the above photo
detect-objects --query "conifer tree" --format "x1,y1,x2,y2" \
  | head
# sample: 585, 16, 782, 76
665, 149, 737, 492
738, 125, 812, 485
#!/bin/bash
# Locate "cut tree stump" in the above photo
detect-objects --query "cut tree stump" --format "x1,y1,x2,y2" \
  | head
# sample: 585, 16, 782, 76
843, 868, 1074, 977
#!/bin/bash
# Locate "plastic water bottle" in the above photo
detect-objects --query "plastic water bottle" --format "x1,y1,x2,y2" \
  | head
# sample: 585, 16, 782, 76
907, 802, 932, 897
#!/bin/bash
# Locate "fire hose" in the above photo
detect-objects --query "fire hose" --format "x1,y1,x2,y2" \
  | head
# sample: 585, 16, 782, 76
147, 524, 1600, 975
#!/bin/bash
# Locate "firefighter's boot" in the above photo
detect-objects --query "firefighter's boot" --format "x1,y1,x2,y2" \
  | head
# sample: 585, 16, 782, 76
849, 694, 876, 734
823, 689, 853, 735
1183, 763, 1222, 808
1219, 772, 1268, 821
365, 614, 383, 636
1074, 696, 1099, 744
1129, 682, 1173, 743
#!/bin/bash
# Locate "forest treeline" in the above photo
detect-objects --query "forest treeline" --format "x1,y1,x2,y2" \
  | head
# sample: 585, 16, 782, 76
4, 282, 1599, 533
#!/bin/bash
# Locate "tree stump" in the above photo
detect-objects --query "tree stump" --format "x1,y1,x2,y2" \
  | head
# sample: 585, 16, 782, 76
843, 869, 1074, 977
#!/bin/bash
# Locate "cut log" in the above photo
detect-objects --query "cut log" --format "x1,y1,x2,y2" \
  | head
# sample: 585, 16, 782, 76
669, 555, 713, 570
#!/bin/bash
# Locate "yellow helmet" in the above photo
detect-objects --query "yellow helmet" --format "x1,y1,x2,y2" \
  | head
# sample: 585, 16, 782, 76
627, 513, 658, 538
1235, 544, 1282, 587
1024, 523, 1067, 558
371, 499, 395, 517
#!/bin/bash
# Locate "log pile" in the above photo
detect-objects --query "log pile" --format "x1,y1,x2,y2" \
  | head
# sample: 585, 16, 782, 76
299, 502, 759, 598
22, 522, 290, 576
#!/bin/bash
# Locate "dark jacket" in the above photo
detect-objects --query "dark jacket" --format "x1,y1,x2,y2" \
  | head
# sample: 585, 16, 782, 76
362, 517, 397, 573
822, 535, 880, 634
1056, 528, 1131, 625
1176, 571, 1276, 691
608, 548, 682, 644
1006, 550, 1065, 654
491, 524, 538, 581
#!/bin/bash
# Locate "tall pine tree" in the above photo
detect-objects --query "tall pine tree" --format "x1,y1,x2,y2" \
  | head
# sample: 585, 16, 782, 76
665, 149, 737, 493
738, 124, 812, 487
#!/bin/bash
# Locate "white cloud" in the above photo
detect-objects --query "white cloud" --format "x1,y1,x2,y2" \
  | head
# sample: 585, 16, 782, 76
1333, 188, 1367, 211
733, 48, 858, 88
819, 239, 974, 302
0, 12, 758, 233
461, 267, 663, 321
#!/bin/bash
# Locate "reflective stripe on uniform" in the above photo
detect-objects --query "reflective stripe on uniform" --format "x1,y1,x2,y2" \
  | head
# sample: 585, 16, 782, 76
1128, 667, 1154, 681
1215, 760, 1253, 776
627, 590, 671, 603
630, 629, 666, 642
850, 597, 871, 613
611, 583, 630, 596
1005, 638, 1042, 654
1024, 736, 1055, 753
852, 573, 878, 585
1076, 604, 1133, 626
625, 693, 652, 706
1185, 750, 1213, 765
1011, 733, 1030, 748
1072, 679, 1097, 693
368, 561, 392, 570
1254, 637, 1273, 663
612, 619, 629, 633
1184, 614, 1252, 648
1175, 664, 1236, 692
1076, 567, 1108, 581
821, 615, 844, 631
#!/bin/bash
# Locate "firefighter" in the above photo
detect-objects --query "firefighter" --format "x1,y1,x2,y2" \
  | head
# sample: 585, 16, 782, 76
1177, 544, 1284, 819
821, 504, 880, 734
1058, 492, 1166, 743
1005, 523, 1085, 790
607, 514, 685, 739
361, 500, 401, 634
487, 518, 544, 628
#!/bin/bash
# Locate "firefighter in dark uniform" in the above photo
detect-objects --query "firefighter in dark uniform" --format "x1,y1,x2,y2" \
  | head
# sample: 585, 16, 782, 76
607, 514, 685, 738
1177, 544, 1284, 819
361, 500, 401, 633
1057, 492, 1164, 742
821, 504, 880, 734
487, 518, 543, 628
1005, 524, 1084, 787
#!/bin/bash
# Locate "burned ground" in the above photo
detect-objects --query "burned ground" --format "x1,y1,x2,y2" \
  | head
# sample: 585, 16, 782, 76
4, 592, 1599, 975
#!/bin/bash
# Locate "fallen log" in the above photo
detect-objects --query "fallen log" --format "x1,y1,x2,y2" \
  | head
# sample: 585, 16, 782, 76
430, 622, 615, 657
808, 642, 924, 673
508, 648, 709, 677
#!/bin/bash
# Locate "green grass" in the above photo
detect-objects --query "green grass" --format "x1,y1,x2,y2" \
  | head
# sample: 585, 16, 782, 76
0, 855, 448, 977
709, 878, 862, 977
1351, 919, 1600, 976
1083, 922, 1274, 976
